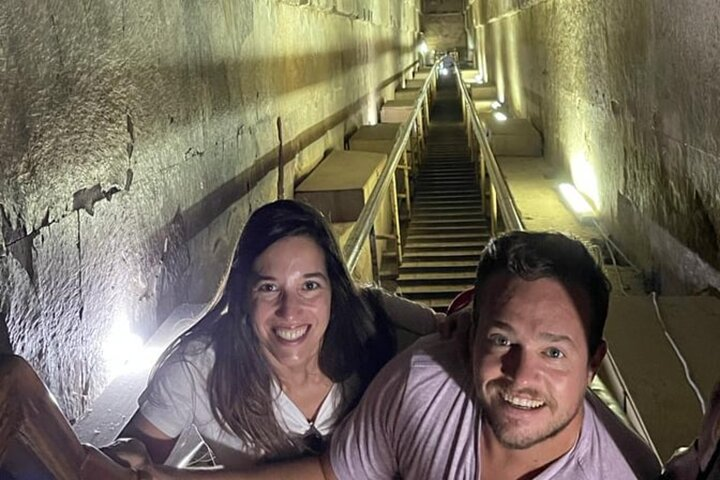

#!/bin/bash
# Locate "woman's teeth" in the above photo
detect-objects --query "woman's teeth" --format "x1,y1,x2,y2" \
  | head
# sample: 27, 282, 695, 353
274, 325, 309, 341
502, 392, 544, 409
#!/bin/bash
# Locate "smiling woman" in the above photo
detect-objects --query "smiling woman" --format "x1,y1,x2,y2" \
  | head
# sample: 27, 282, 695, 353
106, 199, 439, 469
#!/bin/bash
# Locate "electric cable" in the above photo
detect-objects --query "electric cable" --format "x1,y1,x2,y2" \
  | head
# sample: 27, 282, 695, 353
590, 218, 707, 415
650, 291, 707, 415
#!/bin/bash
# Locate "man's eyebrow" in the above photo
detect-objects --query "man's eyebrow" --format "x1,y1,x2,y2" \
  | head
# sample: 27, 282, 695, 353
251, 273, 274, 281
487, 321, 514, 332
539, 332, 577, 347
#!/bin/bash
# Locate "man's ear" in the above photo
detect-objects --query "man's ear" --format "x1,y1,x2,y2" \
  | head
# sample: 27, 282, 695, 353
587, 339, 607, 383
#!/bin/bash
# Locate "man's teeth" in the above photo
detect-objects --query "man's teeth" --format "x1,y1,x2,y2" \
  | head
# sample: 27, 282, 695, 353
502, 392, 544, 409
274, 326, 309, 341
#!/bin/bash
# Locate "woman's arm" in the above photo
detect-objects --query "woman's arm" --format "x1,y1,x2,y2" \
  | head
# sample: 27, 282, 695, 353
114, 411, 179, 464
98, 439, 332, 480
366, 287, 441, 336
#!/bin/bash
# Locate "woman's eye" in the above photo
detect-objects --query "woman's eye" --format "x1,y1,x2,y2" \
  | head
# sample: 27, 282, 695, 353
304, 281, 319, 290
545, 347, 565, 359
257, 283, 277, 293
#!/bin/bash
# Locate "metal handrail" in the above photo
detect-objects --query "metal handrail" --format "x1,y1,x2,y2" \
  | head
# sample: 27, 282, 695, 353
452, 64, 524, 232
343, 61, 440, 273
452, 66, 659, 458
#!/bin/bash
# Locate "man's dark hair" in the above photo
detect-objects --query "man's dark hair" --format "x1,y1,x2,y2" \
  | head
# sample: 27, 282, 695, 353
473, 231, 611, 356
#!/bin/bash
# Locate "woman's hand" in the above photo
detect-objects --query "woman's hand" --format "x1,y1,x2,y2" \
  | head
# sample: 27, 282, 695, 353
80, 444, 144, 480
101, 437, 154, 471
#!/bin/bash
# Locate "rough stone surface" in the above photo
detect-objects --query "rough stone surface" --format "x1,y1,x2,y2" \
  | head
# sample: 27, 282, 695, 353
474, 0, 720, 293
424, 13, 467, 55
0, 0, 420, 419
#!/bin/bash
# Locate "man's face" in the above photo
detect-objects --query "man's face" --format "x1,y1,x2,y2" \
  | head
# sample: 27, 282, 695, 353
472, 274, 604, 450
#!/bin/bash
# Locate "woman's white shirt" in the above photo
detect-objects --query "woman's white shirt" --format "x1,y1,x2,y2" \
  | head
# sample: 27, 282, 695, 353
138, 341, 342, 467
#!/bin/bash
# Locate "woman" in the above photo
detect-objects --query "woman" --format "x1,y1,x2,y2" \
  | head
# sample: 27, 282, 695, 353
116, 199, 438, 468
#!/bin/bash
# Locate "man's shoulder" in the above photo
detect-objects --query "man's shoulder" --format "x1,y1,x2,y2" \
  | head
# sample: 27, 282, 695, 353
396, 333, 470, 381
575, 393, 661, 479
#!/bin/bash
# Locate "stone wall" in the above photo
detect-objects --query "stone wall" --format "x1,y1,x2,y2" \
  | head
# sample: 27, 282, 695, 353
424, 13, 467, 56
0, 0, 420, 420
473, 0, 720, 293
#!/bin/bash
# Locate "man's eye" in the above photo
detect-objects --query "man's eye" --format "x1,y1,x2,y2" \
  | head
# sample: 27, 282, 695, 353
545, 347, 565, 359
489, 334, 510, 347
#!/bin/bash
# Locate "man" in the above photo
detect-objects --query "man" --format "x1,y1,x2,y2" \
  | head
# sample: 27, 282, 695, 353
103, 231, 661, 479
324, 231, 659, 479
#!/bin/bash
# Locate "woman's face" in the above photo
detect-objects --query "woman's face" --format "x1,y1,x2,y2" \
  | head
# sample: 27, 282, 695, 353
249, 235, 332, 370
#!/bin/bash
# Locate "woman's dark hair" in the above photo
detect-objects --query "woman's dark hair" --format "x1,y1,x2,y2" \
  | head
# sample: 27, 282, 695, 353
148, 199, 393, 458
473, 231, 611, 356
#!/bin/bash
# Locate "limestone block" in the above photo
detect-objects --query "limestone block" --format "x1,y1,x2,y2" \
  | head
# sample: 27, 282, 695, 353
295, 150, 387, 223
348, 124, 401, 156
414, 68, 434, 80
332, 222, 373, 283
404, 79, 426, 90
380, 100, 416, 123
485, 118, 542, 157
461, 69, 481, 83
474, 100, 495, 113
606, 295, 720, 460
394, 87, 422, 102
471, 84, 498, 101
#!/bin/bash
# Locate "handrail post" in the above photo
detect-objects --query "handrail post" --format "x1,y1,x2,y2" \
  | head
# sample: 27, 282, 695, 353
451, 62, 524, 233
343, 60, 441, 274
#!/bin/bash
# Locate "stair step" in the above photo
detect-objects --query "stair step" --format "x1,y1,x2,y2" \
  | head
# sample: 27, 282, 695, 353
402, 250, 483, 260
414, 196, 483, 204
412, 211, 486, 220
415, 191, 482, 198
409, 221, 486, 230
398, 284, 474, 295
399, 260, 479, 272
397, 271, 476, 282
413, 204, 484, 212
412, 201, 484, 210
407, 232, 488, 241
405, 241, 485, 250
407, 226, 488, 235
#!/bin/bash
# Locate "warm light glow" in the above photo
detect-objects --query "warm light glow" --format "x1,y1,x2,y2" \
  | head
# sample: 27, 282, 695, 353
440, 67, 449, 76
570, 153, 600, 209
103, 312, 159, 380
492, 111, 508, 122
418, 40, 428, 55
366, 94, 378, 125
491, 101, 502, 110
558, 183, 595, 219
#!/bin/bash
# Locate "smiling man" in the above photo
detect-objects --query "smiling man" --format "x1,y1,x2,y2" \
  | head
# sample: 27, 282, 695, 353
324, 231, 660, 479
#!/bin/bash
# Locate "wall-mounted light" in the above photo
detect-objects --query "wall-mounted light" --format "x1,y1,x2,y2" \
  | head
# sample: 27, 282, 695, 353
558, 182, 595, 222
492, 111, 508, 122
440, 67, 449, 76
491, 100, 503, 110
419, 40, 428, 55
103, 311, 161, 380
570, 153, 600, 210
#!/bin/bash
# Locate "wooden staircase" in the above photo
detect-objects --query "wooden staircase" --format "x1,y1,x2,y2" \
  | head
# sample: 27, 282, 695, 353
395, 73, 490, 312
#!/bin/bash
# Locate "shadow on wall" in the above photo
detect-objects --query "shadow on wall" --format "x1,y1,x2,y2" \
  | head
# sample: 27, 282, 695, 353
161, 66, 416, 247
0, 300, 11, 355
